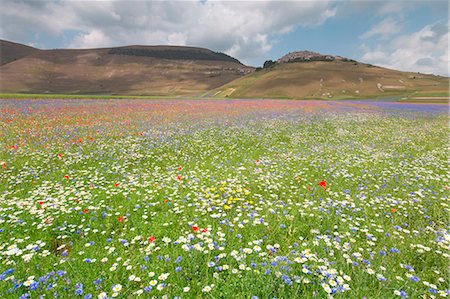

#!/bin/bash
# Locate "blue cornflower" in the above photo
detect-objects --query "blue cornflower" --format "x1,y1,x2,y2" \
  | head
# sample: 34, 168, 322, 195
30, 281, 40, 291
93, 278, 102, 285
56, 270, 66, 277
409, 276, 419, 282
404, 265, 414, 271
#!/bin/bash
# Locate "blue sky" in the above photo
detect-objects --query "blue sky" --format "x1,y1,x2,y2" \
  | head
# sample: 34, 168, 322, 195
1, 0, 448, 75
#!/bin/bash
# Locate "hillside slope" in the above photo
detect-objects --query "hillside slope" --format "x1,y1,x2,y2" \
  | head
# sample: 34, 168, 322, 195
0, 41, 252, 95
215, 58, 449, 101
0, 40, 39, 66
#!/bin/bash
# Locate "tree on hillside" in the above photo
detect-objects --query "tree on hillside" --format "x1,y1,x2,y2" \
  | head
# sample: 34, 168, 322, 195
263, 60, 276, 69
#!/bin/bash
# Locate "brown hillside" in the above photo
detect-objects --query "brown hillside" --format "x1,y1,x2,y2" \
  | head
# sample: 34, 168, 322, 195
0, 40, 39, 66
0, 42, 252, 95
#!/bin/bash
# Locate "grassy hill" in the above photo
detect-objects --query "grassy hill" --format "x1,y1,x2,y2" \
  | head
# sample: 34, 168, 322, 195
0, 40, 252, 96
214, 59, 449, 101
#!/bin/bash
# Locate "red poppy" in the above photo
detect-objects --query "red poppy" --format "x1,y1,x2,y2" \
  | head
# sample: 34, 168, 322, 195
148, 236, 155, 242
178, 165, 183, 171
391, 208, 397, 213
38, 201, 44, 205
177, 175, 181, 181
57, 153, 63, 157
201, 228, 208, 233
114, 183, 120, 187
83, 209, 89, 213
307, 186, 311, 192
164, 199, 169, 203
45, 218, 50, 224
117, 217, 124, 222
319, 181, 327, 187
64, 175, 69, 179
1, 163, 6, 170
192, 226, 199, 232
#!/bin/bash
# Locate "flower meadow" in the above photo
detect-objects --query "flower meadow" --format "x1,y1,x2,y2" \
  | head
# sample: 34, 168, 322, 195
0, 99, 449, 299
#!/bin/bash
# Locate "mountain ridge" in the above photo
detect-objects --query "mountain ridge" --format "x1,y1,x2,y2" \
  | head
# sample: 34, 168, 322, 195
0, 40, 252, 95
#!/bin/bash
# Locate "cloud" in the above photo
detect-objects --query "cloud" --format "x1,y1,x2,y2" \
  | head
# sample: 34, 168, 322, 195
0, 0, 336, 65
360, 18, 401, 39
360, 21, 449, 76
377, 2, 408, 16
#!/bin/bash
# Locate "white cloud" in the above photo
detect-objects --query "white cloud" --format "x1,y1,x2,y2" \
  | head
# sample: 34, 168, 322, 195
361, 50, 388, 61
71, 29, 112, 49
0, 0, 336, 65
377, 2, 406, 16
360, 18, 401, 39
360, 22, 449, 76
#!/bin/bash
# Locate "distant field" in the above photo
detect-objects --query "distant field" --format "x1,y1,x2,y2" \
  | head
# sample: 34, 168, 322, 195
0, 99, 448, 299
0, 93, 172, 100
1, 92, 448, 103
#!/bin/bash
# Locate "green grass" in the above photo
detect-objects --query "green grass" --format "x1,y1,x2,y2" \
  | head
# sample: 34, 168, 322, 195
0, 93, 197, 100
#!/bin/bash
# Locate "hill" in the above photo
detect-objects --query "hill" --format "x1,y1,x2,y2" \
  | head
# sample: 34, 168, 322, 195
214, 52, 449, 101
0, 40, 252, 95
0, 40, 39, 66
1, 41, 447, 100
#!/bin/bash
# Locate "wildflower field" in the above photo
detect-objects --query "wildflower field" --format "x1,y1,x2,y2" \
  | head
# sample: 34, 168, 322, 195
0, 99, 448, 299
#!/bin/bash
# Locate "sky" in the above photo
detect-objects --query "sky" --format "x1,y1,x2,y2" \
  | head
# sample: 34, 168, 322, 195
1, 0, 449, 76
